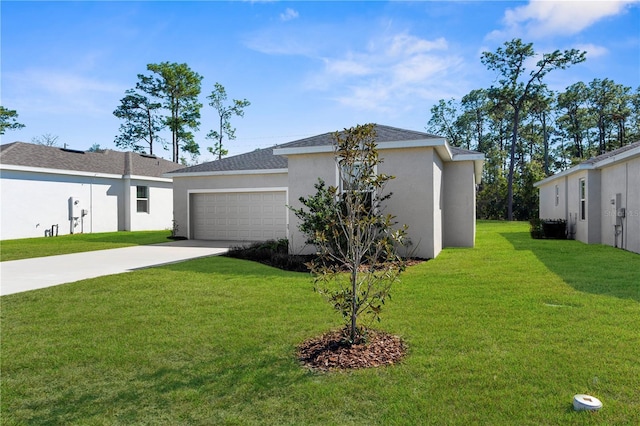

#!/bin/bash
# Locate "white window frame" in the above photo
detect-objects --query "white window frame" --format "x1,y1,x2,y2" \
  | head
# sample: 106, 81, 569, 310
579, 178, 586, 221
136, 185, 149, 213
336, 160, 378, 213
336, 160, 377, 194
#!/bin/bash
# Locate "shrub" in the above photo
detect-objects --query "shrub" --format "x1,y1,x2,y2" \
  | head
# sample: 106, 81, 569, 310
530, 218, 567, 239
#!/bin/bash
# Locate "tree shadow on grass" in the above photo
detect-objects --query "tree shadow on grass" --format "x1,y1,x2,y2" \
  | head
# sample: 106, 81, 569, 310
22, 352, 308, 425
500, 231, 640, 302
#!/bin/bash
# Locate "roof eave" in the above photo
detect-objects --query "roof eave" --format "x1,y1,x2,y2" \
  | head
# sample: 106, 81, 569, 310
274, 138, 449, 156
534, 145, 640, 187
594, 145, 640, 168
534, 163, 594, 187
0, 163, 123, 179
164, 168, 288, 178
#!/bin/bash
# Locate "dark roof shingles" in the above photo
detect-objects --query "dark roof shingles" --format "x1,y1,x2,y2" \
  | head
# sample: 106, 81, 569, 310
582, 140, 640, 165
169, 147, 287, 174
170, 124, 450, 174
0, 142, 184, 178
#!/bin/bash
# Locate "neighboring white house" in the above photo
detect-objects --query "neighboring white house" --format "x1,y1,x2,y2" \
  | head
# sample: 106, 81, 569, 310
167, 125, 484, 259
0, 142, 184, 240
534, 140, 640, 254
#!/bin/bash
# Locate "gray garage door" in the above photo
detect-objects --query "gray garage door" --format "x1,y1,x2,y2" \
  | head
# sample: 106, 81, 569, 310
191, 191, 287, 241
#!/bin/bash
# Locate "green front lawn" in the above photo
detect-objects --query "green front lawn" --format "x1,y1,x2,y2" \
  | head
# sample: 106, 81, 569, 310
0, 230, 172, 262
1, 221, 638, 424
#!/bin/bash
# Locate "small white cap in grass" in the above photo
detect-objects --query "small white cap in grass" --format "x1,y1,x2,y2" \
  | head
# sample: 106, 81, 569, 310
573, 394, 603, 411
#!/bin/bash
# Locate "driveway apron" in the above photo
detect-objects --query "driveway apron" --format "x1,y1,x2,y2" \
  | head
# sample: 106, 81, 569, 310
0, 240, 235, 296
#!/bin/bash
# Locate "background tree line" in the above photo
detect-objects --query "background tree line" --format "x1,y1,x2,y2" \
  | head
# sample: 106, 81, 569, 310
113, 61, 250, 164
427, 39, 639, 221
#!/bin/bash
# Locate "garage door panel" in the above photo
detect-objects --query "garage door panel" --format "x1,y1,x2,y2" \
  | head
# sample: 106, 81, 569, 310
191, 191, 287, 241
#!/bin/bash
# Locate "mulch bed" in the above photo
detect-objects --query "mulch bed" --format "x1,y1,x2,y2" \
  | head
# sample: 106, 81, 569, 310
298, 328, 407, 372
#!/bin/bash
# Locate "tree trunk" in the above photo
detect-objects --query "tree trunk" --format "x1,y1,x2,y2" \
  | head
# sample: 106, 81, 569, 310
507, 107, 520, 221
218, 115, 224, 160
147, 109, 154, 156
173, 99, 179, 163
542, 111, 549, 176
350, 266, 358, 343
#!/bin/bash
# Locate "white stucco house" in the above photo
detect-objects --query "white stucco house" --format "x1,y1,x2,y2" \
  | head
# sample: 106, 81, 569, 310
534, 140, 640, 254
0, 142, 184, 240
167, 125, 484, 259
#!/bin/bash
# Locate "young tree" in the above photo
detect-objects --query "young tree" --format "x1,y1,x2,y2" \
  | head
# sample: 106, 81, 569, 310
291, 124, 409, 344
32, 133, 60, 147
0, 106, 26, 135
113, 88, 165, 155
144, 62, 203, 163
206, 82, 250, 160
481, 38, 585, 220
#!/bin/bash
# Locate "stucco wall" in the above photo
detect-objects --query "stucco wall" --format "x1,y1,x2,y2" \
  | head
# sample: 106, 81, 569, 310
286, 147, 442, 259
432, 153, 444, 257
128, 178, 175, 232
599, 157, 640, 253
171, 172, 288, 240
538, 177, 568, 222
443, 161, 477, 247
382, 147, 438, 259
0, 169, 121, 239
538, 153, 638, 254
565, 170, 588, 243
286, 152, 339, 255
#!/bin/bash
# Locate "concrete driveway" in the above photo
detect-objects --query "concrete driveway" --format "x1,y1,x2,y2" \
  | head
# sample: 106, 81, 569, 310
0, 240, 239, 296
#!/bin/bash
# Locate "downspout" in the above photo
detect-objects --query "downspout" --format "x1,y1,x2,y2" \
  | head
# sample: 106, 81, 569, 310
624, 163, 628, 250
123, 152, 132, 231
91, 174, 95, 233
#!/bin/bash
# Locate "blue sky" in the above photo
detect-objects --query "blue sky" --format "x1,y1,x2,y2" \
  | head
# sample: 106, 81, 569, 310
2, 1, 639, 161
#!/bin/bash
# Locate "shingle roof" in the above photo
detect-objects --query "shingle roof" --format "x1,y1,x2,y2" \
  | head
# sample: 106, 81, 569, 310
450, 145, 482, 156
168, 146, 287, 174
0, 142, 184, 177
169, 124, 475, 175
582, 140, 640, 165
277, 124, 442, 150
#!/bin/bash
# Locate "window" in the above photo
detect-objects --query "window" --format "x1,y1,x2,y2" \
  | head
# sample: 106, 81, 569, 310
136, 186, 149, 213
337, 160, 376, 213
555, 185, 559, 206
579, 178, 586, 220
339, 161, 363, 192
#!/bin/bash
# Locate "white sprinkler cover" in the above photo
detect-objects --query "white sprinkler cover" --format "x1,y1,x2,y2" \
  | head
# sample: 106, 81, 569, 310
573, 394, 603, 411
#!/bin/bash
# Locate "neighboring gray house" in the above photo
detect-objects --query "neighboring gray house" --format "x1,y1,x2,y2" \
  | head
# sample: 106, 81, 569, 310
535, 140, 640, 254
167, 125, 484, 259
0, 142, 184, 240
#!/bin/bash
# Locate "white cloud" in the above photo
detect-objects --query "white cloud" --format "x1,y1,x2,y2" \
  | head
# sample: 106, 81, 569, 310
310, 33, 463, 113
4, 69, 124, 116
387, 34, 448, 56
280, 8, 299, 22
489, 0, 639, 39
323, 57, 373, 77
245, 23, 465, 113
575, 43, 609, 58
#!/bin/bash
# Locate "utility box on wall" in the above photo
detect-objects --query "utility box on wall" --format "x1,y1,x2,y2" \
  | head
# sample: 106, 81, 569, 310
611, 193, 625, 226
69, 197, 81, 220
